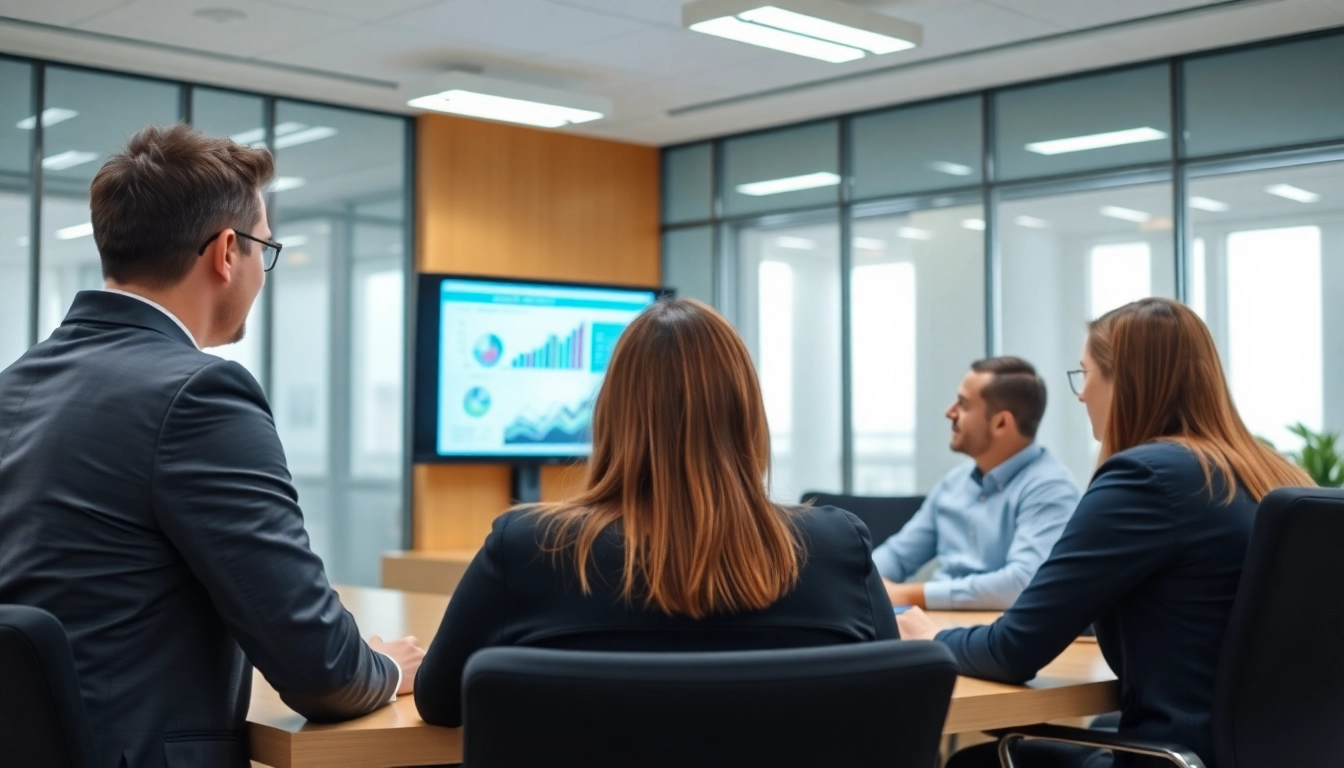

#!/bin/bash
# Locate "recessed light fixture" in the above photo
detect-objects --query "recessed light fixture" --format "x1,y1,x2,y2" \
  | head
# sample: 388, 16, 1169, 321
17, 107, 78, 130
1189, 196, 1229, 212
42, 150, 100, 171
736, 171, 840, 197
775, 236, 817, 249
1099, 205, 1151, 223
684, 0, 920, 63
1265, 183, 1320, 203
405, 72, 610, 129
852, 237, 885, 250
56, 222, 94, 240
928, 160, 973, 177
961, 218, 986, 231
1025, 127, 1167, 156
897, 227, 933, 241
269, 176, 306, 193
1014, 215, 1049, 229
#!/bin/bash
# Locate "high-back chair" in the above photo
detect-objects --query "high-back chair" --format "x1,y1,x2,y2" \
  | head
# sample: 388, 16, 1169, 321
0, 605, 97, 768
800, 491, 926, 546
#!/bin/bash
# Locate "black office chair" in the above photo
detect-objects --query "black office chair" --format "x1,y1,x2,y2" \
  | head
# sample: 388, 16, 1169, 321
800, 491, 926, 546
462, 640, 957, 768
0, 605, 97, 768
998, 487, 1344, 768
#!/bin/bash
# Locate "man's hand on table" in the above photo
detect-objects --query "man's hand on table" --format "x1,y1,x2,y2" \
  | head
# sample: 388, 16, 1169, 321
883, 578, 927, 609
369, 635, 426, 695
895, 606, 941, 641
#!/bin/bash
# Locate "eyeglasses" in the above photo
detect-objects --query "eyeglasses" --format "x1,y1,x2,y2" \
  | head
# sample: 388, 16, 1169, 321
1067, 369, 1087, 397
197, 229, 283, 272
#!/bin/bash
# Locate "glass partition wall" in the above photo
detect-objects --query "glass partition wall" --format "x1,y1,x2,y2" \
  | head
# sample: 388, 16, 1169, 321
2, 57, 413, 586
662, 28, 1344, 496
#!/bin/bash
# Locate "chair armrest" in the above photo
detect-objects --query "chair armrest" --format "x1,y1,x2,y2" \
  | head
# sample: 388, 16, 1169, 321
997, 724, 1206, 768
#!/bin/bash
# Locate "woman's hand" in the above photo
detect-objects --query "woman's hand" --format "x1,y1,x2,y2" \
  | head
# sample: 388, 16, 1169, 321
895, 606, 941, 641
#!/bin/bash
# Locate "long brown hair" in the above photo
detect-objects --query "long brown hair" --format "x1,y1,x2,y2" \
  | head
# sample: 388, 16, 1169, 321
1087, 298, 1311, 501
533, 298, 802, 618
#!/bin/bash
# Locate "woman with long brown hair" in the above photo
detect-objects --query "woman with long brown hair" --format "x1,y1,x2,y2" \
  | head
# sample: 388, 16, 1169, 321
415, 298, 896, 727
898, 298, 1311, 768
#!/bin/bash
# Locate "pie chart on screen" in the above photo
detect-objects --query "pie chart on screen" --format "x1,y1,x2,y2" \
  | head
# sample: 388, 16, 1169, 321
473, 333, 504, 367
463, 386, 491, 418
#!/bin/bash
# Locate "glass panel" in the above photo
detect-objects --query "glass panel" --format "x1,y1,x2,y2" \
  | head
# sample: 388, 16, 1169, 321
1187, 161, 1343, 451
39, 67, 179, 340
723, 121, 838, 217
734, 216, 842, 502
0, 60, 33, 369
1184, 34, 1344, 157
662, 225, 714, 306
851, 97, 983, 199
191, 87, 266, 383
662, 143, 713, 224
851, 203, 986, 495
350, 222, 404, 481
999, 182, 1176, 484
995, 65, 1171, 181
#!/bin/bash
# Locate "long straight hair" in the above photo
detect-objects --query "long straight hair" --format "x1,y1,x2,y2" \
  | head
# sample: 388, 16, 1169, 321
532, 299, 802, 619
1088, 298, 1311, 501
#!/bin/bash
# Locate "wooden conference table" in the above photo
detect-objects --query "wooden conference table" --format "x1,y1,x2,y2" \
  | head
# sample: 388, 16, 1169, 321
248, 586, 1118, 768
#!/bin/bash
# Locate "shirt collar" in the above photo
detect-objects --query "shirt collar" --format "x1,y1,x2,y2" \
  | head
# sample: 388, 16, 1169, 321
970, 443, 1045, 494
102, 288, 200, 349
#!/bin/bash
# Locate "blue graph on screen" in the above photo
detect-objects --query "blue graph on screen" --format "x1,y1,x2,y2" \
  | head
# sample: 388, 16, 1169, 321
503, 390, 597, 445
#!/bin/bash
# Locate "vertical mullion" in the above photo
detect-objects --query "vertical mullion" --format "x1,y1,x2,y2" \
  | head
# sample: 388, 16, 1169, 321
260, 96, 277, 395
27, 63, 44, 349
982, 91, 1001, 356
400, 117, 416, 551
1170, 59, 1189, 304
329, 207, 355, 578
179, 83, 192, 125
838, 117, 854, 494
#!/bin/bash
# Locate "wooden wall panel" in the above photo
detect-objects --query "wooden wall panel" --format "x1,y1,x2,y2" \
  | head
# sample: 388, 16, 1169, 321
412, 114, 659, 551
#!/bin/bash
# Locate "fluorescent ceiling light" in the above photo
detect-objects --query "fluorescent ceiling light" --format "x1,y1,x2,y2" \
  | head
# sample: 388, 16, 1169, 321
1189, 196, 1229, 212
1014, 215, 1049, 229
17, 107, 78, 130
852, 237, 885, 250
736, 171, 840, 196
897, 227, 933, 241
229, 122, 325, 147
1265, 183, 1320, 203
274, 126, 338, 149
961, 218, 986, 231
56, 222, 94, 240
928, 160, 973, 177
42, 150, 99, 170
269, 176, 306, 193
775, 236, 816, 249
1025, 127, 1167, 156
1099, 205, 1151, 223
405, 72, 610, 128
684, 0, 921, 63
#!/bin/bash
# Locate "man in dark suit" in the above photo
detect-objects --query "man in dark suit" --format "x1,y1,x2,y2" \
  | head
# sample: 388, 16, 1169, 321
0, 124, 423, 768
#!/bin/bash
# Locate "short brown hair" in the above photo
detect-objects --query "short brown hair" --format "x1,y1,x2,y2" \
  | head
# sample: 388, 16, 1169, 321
90, 123, 275, 288
971, 356, 1047, 439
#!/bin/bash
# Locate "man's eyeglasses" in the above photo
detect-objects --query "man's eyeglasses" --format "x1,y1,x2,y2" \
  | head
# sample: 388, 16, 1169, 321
197, 230, 283, 272
1067, 369, 1088, 397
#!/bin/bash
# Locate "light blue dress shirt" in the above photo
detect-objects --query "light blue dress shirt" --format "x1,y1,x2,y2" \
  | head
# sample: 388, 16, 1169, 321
871, 443, 1081, 610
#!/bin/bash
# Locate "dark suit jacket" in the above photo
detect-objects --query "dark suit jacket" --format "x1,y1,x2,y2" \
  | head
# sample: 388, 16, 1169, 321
415, 504, 899, 727
937, 441, 1260, 768
0, 291, 396, 768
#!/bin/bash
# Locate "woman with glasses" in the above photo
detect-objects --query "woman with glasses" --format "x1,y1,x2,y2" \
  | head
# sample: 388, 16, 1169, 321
898, 297, 1312, 768
413, 298, 897, 728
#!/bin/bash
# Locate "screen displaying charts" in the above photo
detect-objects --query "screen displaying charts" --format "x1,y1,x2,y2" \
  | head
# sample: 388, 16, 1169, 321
436, 278, 658, 458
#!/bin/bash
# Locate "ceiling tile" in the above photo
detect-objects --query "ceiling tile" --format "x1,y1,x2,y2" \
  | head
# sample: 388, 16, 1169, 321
253, 0, 442, 22
381, 0, 650, 55
981, 0, 1219, 29
76, 0, 357, 58
0, 0, 133, 26
545, 26, 770, 79
542, 0, 684, 27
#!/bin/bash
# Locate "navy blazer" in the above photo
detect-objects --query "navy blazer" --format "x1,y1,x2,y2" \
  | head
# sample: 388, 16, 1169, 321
0, 291, 396, 768
415, 504, 899, 727
937, 441, 1260, 768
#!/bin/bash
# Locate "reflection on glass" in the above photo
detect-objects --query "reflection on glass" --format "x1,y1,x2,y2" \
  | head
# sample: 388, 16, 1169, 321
723, 122, 838, 217
735, 219, 841, 502
0, 60, 33, 369
999, 183, 1175, 483
850, 97, 982, 199
850, 203, 986, 494
662, 226, 715, 306
663, 143, 713, 224
351, 223, 404, 481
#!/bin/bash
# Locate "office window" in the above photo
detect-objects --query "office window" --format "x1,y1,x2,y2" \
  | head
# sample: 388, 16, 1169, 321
734, 217, 842, 503
663, 143, 713, 224
38, 67, 180, 340
1184, 34, 1344, 157
271, 100, 408, 586
723, 122, 839, 217
190, 87, 267, 383
850, 202, 985, 494
995, 65, 1171, 181
1187, 161, 1342, 450
662, 225, 715, 306
999, 182, 1175, 483
0, 60, 33, 369
850, 97, 983, 200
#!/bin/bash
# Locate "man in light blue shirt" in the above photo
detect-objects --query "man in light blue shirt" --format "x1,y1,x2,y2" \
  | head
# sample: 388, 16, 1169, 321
876, 357, 1080, 610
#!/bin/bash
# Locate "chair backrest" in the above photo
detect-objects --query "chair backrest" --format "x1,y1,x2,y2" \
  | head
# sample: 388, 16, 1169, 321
800, 491, 926, 546
0, 605, 97, 768
463, 640, 956, 768
1212, 487, 1344, 768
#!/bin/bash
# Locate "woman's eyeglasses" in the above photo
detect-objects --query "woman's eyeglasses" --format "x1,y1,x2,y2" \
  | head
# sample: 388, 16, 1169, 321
1067, 369, 1087, 396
